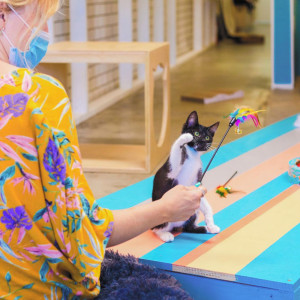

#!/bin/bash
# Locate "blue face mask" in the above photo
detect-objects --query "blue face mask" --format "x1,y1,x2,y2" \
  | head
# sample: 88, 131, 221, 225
1, 5, 49, 69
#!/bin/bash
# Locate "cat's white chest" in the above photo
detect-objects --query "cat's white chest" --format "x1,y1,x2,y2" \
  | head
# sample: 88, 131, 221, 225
177, 148, 203, 186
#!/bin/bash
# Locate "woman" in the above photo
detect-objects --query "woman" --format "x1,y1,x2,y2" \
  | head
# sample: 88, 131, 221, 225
0, 1, 206, 298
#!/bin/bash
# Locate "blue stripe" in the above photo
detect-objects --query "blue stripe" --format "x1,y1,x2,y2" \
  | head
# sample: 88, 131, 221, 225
274, 0, 292, 85
237, 223, 300, 291
98, 115, 297, 210
96, 176, 154, 210
140, 173, 293, 266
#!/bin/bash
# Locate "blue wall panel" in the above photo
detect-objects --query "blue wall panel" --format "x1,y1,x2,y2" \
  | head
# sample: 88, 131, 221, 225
274, 0, 292, 85
274, 0, 294, 84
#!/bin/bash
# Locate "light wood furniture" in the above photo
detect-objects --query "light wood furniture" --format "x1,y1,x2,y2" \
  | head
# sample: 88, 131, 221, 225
42, 41, 171, 174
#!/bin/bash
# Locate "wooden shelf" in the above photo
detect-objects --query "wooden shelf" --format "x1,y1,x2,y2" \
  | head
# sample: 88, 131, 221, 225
43, 41, 170, 64
80, 144, 147, 173
42, 41, 171, 173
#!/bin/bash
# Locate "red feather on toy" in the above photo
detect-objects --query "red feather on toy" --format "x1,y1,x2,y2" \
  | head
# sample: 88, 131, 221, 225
228, 107, 264, 134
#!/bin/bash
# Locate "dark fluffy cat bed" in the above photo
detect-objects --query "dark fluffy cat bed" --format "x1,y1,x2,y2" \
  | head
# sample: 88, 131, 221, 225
95, 250, 192, 300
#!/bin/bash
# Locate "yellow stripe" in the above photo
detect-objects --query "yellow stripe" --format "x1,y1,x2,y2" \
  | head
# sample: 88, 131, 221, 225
188, 189, 300, 275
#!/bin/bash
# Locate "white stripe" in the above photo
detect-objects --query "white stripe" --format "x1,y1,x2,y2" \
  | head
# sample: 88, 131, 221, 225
203, 129, 300, 190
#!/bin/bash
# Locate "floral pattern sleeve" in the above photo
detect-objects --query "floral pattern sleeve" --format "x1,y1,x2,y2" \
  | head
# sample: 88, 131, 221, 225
0, 69, 113, 299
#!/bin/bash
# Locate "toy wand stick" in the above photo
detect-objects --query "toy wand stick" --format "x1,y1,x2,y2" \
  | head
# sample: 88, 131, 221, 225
195, 117, 237, 187
195, 106, 263, 187
223, 170, 238, 187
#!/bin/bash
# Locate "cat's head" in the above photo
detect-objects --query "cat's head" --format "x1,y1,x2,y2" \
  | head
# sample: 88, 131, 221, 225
182, 111, 219, 152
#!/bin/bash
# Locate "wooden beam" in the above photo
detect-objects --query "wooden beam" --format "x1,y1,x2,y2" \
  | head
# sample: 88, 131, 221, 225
211, 0, 217, 45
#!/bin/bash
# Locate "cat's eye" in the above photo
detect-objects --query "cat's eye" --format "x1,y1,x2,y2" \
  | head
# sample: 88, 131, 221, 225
194, 132, 200, 137
205, 136, 210, 141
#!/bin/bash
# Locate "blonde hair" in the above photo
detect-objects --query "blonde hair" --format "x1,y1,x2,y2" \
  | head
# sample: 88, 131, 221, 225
3, 0, 61, 41
3, 0, 61, 25
1, 0, 61, 67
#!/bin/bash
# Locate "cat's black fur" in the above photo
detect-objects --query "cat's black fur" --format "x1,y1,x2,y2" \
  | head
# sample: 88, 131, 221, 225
152, 111, 219, 233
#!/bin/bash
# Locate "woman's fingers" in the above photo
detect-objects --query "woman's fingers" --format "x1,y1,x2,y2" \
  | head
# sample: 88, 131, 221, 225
186, 185, 207, 195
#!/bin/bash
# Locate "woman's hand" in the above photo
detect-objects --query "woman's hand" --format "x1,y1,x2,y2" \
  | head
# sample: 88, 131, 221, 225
107, 184, 207, 247
160, 185, 206, 222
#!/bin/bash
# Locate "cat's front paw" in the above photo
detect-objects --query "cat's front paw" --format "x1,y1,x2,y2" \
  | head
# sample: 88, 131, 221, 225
156, 231, 175, 242
179, 133, 193, 146
207, 225, 220, 234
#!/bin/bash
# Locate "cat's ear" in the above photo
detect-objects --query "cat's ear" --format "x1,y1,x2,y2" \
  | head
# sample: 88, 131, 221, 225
209, 122, 219, 136
186, 111, 199, 128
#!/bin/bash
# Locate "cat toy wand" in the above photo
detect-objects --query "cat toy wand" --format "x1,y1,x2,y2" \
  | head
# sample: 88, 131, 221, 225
195, 107, 263, 188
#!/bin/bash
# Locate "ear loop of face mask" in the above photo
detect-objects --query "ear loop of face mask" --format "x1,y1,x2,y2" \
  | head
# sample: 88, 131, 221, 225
7, 4, 50, 42
1, 5, 28, 48
0, 8, 27, 65
1, 5, 27, 48
2, 5, 49, 68
0, 9, 13, 58
1, 28, 13, 47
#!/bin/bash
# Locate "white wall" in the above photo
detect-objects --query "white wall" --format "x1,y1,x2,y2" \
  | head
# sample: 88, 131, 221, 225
255, 0, 271, 24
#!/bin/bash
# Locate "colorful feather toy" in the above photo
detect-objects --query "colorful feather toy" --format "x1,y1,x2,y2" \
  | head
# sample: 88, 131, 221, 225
228, 107, 263, 134
216, 186, 232, 198
215, 171, 237, 198
196, 106, 263, 186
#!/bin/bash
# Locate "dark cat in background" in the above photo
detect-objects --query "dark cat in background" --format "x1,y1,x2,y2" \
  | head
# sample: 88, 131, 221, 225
152, 111, 220, 242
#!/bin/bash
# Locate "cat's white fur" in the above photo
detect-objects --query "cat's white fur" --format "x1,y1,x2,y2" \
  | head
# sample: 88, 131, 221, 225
153, 133, 220, 242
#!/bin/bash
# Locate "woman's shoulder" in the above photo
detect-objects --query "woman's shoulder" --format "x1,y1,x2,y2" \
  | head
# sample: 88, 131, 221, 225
12, 68, 66, 93
1, 68, 67, 96
1, 68, 71, 126
32, 71, 67, 94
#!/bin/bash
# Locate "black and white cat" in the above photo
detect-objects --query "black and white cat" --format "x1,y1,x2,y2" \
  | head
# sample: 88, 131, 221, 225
152, 111, 220, 242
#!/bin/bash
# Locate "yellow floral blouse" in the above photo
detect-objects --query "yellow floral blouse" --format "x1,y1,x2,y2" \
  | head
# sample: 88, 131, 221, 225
0, 69, 114, 299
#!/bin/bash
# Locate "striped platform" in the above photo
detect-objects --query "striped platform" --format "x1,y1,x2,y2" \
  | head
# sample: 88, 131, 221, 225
97, 115, 300, 300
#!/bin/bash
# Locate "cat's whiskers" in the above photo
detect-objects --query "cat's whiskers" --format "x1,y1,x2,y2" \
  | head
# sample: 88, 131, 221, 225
208, 145, 216, 151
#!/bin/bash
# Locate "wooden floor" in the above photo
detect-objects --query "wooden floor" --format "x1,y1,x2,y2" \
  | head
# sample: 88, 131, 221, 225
77, 25, 300, 199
